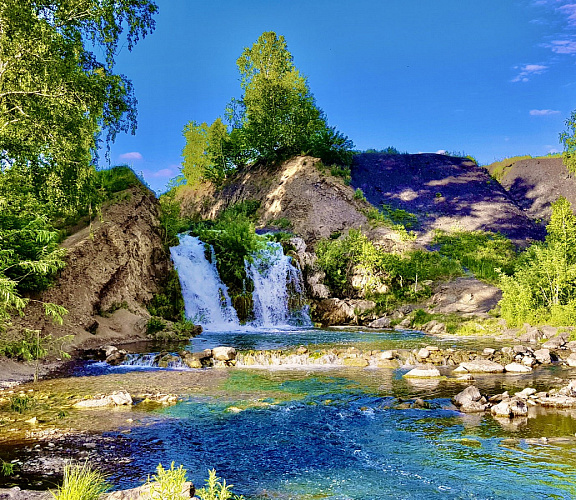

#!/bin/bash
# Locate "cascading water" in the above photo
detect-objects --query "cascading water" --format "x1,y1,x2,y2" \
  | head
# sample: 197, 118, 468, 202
170, 234, 239, 329
246, 241, 311, 327
170, 234, 310, 329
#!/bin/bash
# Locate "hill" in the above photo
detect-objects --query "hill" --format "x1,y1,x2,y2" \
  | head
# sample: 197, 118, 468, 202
352, 153, 544, 243
485, 156, 576, 222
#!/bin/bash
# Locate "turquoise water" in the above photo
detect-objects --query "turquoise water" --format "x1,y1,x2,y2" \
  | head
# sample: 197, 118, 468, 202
106, 370, 576, 499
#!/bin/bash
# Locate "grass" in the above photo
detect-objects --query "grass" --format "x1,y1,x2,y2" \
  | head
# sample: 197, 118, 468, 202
409, 309, 504, 336
485, 153, 561, 182
0, 460, 14, 476
432, 229, 516, 284
51, 461, 110, 500
9, 394, 34, 414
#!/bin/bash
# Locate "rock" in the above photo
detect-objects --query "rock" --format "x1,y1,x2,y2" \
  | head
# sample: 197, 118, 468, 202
212, 346, 237, 361
558, 380, 576, 397
513, 345, 528, 354
519, 327, 541, 343
0, 487, 51, 499
181, 350, 213, 368
74, 391, 132, 408
403, 366, 441, 378
105, 349, 127, 366
417, 348, 430, 359
453, 385, 482, 406
429, 322, 446, 335
538, 396, 576, 408
343, 358, 369, 367
534, 348, 551, 365
491, 398, 528, 418
104, 482, 194, 499
368, 316, 391, 328
565, 341, 576, 351
522, 356, 536, 367
489, 391, 509, 403
313, 298, 376, 326
458, 360, 505, 373
566, 352, 576, 367
540, 325, 559, 339
379, 350, 395, 360
516, 388, 536, 398
542, 336, 565, 349
483, 348, 496, 356
427, 277, 502, 316
504, 362, 532, 373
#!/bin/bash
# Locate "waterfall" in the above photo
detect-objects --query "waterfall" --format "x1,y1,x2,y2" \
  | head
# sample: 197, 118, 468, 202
246, 241, 311, 327
171, 235, 310, 329
170, 234, 239, 329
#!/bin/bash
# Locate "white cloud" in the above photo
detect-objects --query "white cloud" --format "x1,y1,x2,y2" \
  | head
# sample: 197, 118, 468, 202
511, 64, 548, 82
119, 151, 143, 161
559, 3, 576, 25
529, 109, 561, 115
546, 39, 576, 53
150, 167, 176, 178
436, 149, 447, 155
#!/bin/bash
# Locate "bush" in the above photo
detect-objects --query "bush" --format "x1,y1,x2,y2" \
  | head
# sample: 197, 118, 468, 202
146, 462, 189, 500
197, 469, 244, 500
353, 188, 366, 201
51, 461, 110, 500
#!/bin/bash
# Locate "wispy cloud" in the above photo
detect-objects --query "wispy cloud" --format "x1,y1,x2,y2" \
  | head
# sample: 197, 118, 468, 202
546, 39, 576, 53
511, 64, 549, 82
150, 167, 177, 178
119, 151, 143, 161
530, 108, 561, 115
558, 3, 576, 25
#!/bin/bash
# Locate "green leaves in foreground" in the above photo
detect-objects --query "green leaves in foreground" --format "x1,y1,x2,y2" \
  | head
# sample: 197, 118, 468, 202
51, 461, 110, 500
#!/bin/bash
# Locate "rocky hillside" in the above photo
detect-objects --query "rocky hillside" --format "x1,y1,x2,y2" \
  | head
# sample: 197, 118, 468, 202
352, 153, 544, 243
485, 156, 576, 222
16, 185, 172, 348
177, 156, 404, 248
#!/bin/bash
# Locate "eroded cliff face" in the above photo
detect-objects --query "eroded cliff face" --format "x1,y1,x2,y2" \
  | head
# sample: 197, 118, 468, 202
17, 186, 171, 347
177, 155, 404, 247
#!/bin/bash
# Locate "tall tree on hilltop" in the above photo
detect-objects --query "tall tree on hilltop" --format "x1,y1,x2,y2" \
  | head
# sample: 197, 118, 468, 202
0, 0, 157, 213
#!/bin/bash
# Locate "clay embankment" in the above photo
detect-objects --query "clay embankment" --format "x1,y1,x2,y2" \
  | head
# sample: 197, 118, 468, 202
1, 186, 173, 386
486, 156, 576, 222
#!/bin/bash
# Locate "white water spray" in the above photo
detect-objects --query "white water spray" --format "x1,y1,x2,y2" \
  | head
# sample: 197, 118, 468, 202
170, 234, 239, 329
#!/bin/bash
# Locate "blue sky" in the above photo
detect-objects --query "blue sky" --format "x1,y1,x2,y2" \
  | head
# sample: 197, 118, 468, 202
102, 0, 576, 192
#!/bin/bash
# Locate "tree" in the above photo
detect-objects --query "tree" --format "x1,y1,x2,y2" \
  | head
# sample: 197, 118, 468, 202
560, 110, 576, 176
230, 31, 327, 163
0, 0, 157, 213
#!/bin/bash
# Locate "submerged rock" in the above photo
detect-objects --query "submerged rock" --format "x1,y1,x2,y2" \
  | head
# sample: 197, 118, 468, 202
403, 366, 441, 378
491, 398, 528, 418
504, 362, 532, 373
73, 391, 132, 408
457, 360, 505, 373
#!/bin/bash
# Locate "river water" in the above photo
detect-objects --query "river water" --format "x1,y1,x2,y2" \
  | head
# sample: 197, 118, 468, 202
60, 326, 576, 499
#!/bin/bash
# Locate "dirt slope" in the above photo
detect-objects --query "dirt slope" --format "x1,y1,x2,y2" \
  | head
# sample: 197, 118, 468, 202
15, 186, 171, 347
352, 153, 544, 243
178, 156, 404, 247
485, 156, 576, 222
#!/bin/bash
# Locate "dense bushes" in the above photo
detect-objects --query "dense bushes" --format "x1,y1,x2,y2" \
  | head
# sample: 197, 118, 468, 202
316, 229, 462, 307
499, 197, 576, 326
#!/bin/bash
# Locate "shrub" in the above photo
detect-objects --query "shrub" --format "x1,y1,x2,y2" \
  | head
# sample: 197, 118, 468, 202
146, 317, 166, 335
147, 462, 189, 500
50, 461, 110, 500
353, 188, 366, 201
197, 469, 244, 500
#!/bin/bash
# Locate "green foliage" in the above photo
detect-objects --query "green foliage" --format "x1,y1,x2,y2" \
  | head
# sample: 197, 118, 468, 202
432, 230, 516, 283
315, 229, 462, 307
9, 394, 34, 414
269, 217, 292, 230
147, 270, 186, 322
353, 188, 366, 201
146, 317, 166, 336
158, 191, 190, 248
499, 197, 576, 326
95, 166, 144, 198
0, 460, 14, 476
51, 461, 110, 500
0, 0, 157, 215
146, 462, 188, 500
197, 469, 245, 500
560, 109, 576, 176
363, 204, 418, 240
362, 146, 401, 155
180, 31, 353, 188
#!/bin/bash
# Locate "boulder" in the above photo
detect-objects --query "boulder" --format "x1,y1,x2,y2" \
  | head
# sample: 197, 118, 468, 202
368, 316, 391, 328
515, 388, 536, 398
417, 348, 430, 359
453, 385, 482, 407
566, 352, 576, 367
403, 366, 441, 378
483, 348, 496, 356
458, 360, 505, 373
534, 348, 551, 365
491, 398, 528, 418
212, 346, 237, 361
542, 336, 565, 349
504, 362, 532, 373
74, 391, 132, 408
540, 325, 559, 339
313, 298, 376, 326
180, 350, 213, 369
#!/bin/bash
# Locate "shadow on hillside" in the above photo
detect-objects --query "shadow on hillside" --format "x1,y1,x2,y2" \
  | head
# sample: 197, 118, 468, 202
351, 153, 545, 242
